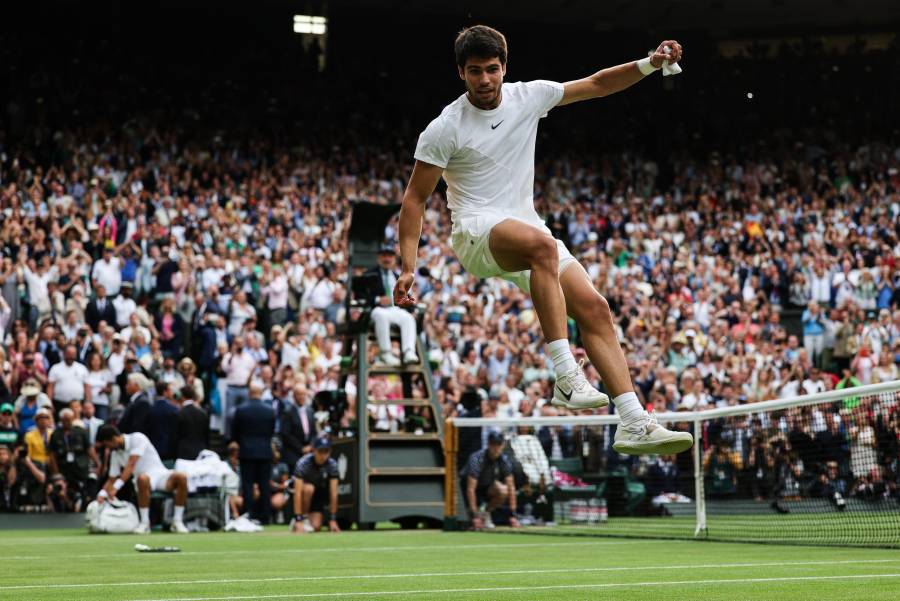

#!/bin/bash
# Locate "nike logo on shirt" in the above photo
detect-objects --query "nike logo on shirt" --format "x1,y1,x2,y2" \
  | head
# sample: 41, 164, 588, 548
491, 120, 504, 130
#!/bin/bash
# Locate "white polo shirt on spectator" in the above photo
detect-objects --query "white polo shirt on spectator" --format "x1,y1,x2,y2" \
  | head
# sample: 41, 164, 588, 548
92, 257, 122, 296
223, 350, 256, 386
48, 360, 89, 403
113, 295, 137, 328
305, 278, 335, 310
262, 273, 288, 310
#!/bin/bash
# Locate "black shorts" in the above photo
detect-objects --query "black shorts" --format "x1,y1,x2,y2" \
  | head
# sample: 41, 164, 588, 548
476, 484, 502, 506
309, 484, 330, 513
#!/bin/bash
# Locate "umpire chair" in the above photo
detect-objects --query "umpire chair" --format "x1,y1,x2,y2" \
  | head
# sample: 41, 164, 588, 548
341, 201, 445, 529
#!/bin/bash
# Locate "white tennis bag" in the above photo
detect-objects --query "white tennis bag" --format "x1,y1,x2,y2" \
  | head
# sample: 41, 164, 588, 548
86, 499, 140, 534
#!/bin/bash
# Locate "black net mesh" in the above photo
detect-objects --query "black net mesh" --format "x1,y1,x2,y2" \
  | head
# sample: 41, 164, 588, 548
450, 388, 900, 547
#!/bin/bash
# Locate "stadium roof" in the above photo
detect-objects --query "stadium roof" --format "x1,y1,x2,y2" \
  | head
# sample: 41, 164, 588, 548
331, 0, 900, 33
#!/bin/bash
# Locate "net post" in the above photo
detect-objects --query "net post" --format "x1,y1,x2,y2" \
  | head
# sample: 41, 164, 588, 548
693, 417, 707, 538
443, 418, 459, 531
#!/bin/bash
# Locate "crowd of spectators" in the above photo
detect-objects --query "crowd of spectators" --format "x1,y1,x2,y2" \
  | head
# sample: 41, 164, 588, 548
1, 30, 899, 519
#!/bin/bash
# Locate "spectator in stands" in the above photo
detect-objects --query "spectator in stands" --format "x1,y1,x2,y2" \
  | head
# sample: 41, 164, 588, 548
279, 383, 317, 470
21, 408, 53, 507
462, 431, 519, 530
13, 379, 51, 436
81, 401, 104, 445
118, 373, 153, 435
147, 381, 179, 461
290, 436, 340, 534
84, 352, 114, 421
231, 382, 275, 523
0, 404, 18, 449
802, 301, 827, 368
176, 387, 209, 460
156, 298, 185, 359
46, 344, 90, 416
645, 455, 682, 499
85, 284, 116, 332
222, 335, 255, 422
177, 358, 205, 404
95, 425, 190, 534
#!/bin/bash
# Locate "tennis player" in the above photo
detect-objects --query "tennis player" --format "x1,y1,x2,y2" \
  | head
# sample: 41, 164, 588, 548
394, 25, 692, 455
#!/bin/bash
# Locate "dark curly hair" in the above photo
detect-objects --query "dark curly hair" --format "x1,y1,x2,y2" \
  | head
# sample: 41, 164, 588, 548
454, 25, 507, 68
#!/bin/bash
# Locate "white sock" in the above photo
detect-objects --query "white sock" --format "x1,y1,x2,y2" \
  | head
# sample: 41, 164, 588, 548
613, 391, 645, 426
173, 505, 185, 523
546, 339, 577, 377
139, 507, 150, 526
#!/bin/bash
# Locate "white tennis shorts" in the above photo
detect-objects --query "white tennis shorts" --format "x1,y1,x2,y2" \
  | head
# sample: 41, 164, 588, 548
146, 469, 173, 492
450, 211, 577, 293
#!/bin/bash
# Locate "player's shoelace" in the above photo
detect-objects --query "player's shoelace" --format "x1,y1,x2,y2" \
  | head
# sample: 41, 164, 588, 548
622, 412, 658, 436
565, 359, 591, 393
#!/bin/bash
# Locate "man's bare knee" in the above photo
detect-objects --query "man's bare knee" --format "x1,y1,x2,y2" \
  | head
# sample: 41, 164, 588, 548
528, 236, 558, 272
588, 294, 613, 324
136, 474, 150, 488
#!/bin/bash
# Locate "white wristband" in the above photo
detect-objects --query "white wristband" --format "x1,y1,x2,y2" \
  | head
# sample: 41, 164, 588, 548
637, 56, 659, 76
113, 478, 125, 491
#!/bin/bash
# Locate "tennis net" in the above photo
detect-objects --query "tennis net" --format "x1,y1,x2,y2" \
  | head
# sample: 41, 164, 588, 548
444, 381, 900, 547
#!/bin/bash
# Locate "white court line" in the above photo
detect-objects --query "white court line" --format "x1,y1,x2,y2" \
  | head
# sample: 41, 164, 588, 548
0, 539, 652, 561
128, 573, 900, 601
3, 559, 898, 591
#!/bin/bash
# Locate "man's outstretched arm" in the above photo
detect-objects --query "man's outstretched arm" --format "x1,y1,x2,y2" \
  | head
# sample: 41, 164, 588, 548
394, 160, 443, 307
558, 40, 682, 106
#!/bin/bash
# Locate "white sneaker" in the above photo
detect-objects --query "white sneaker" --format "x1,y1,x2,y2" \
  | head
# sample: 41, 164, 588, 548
377, 352, 401, 367
170, 520, 190, 534
552, 360, 609, 410
133, 523, 151, 535
302, 517, 314, 533
402, 350, 419, 365
613, 413, 693, 455
482, 513, 496, 530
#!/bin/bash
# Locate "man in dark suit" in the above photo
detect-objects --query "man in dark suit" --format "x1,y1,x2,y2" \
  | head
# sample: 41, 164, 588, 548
357, 244, 418, 367
279, 383, 317, 469
146, 381, 179, 461
117, 373, 153, 436
176, 386, 209, 460
537, 425, 577, 459
85, 284, 117, 331
231, 382, 276, 523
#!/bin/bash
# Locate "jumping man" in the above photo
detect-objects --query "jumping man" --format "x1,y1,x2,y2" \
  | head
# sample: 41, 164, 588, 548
394, 25, 693, 455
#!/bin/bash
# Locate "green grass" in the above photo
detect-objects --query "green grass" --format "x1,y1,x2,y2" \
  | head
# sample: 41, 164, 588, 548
1, 526, 900, 601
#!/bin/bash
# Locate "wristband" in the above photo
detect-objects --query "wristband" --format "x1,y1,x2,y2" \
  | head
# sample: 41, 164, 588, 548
113, 478, 124, 491
637, 56, 659, 76
329, 513, 337, 522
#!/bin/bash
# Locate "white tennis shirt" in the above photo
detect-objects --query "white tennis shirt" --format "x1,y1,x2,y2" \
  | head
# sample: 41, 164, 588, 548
414, 80, 564, 223
110, 432, 168, 478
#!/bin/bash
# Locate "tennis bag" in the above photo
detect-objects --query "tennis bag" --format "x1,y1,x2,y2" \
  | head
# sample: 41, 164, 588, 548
86, 499, 140, 534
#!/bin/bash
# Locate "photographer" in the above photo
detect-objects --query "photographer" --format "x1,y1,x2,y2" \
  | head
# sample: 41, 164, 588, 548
0, 444, 16, 511
48, 408, 98, 511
